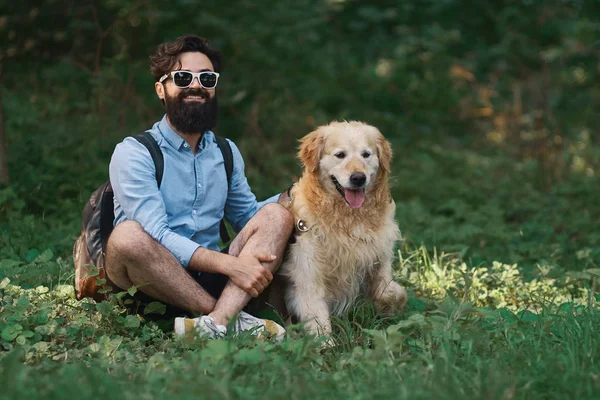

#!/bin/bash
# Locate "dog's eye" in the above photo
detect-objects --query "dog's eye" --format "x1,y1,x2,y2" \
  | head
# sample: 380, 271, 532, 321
362, 151, 371, 158
334, 152, 346, 159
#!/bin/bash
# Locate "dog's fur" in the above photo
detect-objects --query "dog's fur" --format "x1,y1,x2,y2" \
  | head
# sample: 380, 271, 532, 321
279, 121, 406, 336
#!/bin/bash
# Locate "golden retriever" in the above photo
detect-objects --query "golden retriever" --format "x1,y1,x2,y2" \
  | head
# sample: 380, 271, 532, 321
279, 121, 406, 336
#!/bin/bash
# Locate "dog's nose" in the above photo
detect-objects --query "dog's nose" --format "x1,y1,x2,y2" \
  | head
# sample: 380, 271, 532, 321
350, 172, 366, 187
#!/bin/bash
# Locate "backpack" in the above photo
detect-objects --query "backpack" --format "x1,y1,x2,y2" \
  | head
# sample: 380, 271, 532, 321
73, 131, 233, 301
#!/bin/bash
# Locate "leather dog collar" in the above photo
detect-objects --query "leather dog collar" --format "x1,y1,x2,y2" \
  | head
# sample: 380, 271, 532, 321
285, 183, 310, 236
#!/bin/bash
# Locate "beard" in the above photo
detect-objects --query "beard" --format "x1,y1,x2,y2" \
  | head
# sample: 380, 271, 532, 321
164, 88, 218, 135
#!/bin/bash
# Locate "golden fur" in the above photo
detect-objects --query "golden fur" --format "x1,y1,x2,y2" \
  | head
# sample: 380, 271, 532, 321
279, 121, 406, 336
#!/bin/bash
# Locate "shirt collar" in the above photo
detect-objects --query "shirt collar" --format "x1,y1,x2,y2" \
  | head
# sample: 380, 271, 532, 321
158, 115, 216, 151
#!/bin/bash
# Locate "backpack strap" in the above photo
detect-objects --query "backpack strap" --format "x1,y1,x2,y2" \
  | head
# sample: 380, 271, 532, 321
134, 131, 164, 188
214, 136, 233, 183
214, 136, 234, 244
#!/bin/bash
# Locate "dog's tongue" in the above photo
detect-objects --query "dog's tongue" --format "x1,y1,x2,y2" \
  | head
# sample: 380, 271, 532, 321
345, 189, 365, 208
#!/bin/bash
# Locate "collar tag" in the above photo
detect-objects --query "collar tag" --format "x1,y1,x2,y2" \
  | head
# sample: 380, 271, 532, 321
296, 219, 309, 232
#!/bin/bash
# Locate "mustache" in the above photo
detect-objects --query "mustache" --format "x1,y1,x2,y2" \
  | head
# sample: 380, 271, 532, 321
177, 88, 210, 100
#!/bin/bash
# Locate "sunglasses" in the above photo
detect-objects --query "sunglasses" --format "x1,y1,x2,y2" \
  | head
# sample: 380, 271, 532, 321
159, 70, 220, 89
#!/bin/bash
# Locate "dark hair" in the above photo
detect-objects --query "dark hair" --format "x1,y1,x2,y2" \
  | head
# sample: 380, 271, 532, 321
150, 35, 223, 82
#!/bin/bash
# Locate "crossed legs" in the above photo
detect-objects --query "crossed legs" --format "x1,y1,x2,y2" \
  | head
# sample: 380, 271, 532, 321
104, 203, 293, 323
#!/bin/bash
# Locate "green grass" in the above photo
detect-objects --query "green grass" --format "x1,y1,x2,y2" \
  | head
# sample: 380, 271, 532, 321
1, 245, 600, 400
2, 2, 600, 395
1, 102, 600, 398
2, 121, 600, 399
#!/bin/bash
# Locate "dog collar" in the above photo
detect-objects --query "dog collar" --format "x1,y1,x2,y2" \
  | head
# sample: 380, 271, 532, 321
285, 183, 296, 208
284, 183, 311, 236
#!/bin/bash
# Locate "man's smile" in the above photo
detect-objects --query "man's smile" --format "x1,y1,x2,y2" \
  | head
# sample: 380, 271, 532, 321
183, 95, 207, 102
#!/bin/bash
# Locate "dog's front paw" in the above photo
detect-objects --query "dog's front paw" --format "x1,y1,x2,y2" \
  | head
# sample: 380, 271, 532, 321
304, 317, 332, 337
373, 281, 407, 315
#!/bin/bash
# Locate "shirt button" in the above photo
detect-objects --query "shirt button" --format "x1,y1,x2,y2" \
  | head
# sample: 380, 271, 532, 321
197, 183, 202, 188
192, 210, 197, 215
184, 143, 189, 148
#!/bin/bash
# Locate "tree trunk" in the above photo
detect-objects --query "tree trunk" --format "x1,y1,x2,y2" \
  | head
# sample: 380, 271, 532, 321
0, 56, 8, 185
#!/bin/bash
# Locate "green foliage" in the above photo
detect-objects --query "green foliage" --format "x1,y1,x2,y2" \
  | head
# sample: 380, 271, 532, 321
1, 270, 600, 399
398, 246, 593, 310
393, 144, 600, 270
1, 0, 600, 398
0, 280, 170, 359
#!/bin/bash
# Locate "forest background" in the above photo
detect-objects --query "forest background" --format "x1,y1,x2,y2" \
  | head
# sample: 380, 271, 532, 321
1, 1, 600, 399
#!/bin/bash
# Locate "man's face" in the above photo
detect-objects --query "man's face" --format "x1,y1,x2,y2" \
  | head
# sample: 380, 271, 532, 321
155, 52, 218, 135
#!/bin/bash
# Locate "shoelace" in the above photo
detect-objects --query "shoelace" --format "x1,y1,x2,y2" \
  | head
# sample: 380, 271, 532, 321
235, 313, 267, 334
200, 317, 226, 338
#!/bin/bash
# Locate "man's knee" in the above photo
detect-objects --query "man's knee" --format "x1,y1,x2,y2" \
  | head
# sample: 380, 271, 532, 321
230, 203, 293, 256
257, 203, 294, 234
106, 220, 154, 261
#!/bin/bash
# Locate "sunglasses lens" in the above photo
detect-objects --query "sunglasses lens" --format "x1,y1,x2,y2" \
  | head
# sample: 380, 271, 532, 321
173, 71, 193, 87
199, 72, 218, 88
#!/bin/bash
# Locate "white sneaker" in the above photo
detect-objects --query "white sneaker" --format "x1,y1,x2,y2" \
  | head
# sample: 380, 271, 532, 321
232, 311, 286, 342
174, 315, 226, 340
174, 312, 286, 341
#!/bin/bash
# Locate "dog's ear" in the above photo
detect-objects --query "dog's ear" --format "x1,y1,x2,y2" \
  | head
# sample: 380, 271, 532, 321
298, 129, 324, 173
376, 132, 392, 174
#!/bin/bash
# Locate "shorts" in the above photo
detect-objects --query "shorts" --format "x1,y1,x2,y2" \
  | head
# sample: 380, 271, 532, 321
105, 245, 274, 321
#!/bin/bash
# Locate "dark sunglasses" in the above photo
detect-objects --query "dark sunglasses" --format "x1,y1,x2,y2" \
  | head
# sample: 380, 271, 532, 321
159, 70, 220, 89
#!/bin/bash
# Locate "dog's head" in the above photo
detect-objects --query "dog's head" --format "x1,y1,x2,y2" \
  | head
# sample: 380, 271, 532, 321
298, 121, 392, 209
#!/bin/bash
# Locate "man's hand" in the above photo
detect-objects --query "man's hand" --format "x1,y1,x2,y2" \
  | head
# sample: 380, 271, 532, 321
225, 253, 275, 298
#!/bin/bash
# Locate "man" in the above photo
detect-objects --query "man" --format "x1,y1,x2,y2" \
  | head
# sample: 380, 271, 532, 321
105, 35, 293, 340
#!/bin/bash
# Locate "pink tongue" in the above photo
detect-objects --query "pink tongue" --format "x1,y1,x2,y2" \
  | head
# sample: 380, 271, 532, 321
345, 189, 365, 208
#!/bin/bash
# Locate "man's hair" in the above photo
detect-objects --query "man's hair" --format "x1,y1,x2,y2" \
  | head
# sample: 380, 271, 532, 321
150, 35, 223, 82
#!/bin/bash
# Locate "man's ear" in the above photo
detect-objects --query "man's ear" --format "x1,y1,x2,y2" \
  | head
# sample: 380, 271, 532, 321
298, 128, 324, 173
376, 131, 392, 174
155, 82, 165, 102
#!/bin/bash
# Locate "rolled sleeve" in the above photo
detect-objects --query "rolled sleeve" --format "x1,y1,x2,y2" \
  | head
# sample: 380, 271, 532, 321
257, 193, 281, 209
109, 138, 199, 267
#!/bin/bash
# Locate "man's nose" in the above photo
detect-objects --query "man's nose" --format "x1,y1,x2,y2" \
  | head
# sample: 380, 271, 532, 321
350, 172, 366, 187
189, 76, 203, 88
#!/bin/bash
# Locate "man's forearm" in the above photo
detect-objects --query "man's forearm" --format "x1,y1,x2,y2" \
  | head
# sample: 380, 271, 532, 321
187, 246, 232, 276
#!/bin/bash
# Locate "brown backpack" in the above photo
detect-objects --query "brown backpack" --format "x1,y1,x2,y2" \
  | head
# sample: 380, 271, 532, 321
73, 132, 233, 301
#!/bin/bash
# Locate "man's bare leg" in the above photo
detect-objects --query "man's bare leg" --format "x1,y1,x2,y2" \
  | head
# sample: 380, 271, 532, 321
209, 203, 293, 326
105, 220, 217, 314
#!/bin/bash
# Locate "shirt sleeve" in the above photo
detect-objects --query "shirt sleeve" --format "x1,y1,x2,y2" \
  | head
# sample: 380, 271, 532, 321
224, 140, 280, 232
109, 138, 199, 267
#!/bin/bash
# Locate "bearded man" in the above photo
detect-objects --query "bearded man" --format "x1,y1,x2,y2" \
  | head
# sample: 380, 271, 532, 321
105, 35, 293, 339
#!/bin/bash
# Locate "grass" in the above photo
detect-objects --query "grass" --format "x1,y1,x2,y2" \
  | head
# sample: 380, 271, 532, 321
1, 107, 600, 397
2, 27, 600, 397
1, 245, 600, 400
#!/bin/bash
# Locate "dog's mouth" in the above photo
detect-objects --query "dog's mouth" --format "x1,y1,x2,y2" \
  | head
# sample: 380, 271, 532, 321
331, 176, 366, 209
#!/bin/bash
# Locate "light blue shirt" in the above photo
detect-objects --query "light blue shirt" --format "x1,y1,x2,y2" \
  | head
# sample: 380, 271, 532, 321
109, 115, 278, 267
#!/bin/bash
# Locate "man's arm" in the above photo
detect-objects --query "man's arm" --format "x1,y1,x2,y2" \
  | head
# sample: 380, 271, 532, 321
187, 247, 274, 298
